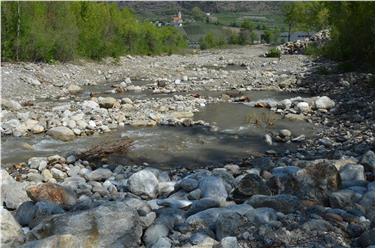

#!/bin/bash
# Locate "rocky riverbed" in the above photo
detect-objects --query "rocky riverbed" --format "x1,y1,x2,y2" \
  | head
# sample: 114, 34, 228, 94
1, 45, 375, 247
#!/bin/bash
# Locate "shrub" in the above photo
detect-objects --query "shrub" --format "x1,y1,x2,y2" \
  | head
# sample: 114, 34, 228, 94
199, 32, 225, 50
265, 48, 281, 58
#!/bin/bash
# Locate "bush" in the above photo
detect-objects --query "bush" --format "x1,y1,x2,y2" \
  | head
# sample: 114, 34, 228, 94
304, 43, 321, 56
199, 32, 225, 50
265, 48, 281, 58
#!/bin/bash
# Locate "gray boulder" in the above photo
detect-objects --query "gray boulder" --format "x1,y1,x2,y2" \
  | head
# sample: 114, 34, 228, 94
177, 178, 199, 192
1, 207, 25, 247
30, 202, 142, 248
231, 174, 271, 202
47, 126, 75, 141
199, 176, 228, 201
339, 164, 365, 182
1, 169, 30, 209
143, 224, 169, 247
215, 211, 244, 240
86, 168, 112, 181
328, 189, 361, 209
361, 150, 375, 171
295, 161, 340, 202
219, 237, 239, 248
15, 201, 36, 226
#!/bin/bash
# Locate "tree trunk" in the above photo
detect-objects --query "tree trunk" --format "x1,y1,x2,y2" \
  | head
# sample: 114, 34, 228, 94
288, 23, 291, 42
16, 1, 20, 61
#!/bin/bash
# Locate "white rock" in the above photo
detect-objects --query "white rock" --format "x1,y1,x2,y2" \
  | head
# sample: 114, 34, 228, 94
82, 100, 99, 110
31, 124, 44, 134
128, 170, 159, 199
296, 102, 310, 113
315, 96, 335, 109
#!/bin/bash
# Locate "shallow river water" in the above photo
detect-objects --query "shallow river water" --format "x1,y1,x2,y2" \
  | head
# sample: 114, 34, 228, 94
2, 94, 315, 168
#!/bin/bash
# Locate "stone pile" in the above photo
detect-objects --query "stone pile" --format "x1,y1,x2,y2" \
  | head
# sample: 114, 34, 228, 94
277, 30, 330, 55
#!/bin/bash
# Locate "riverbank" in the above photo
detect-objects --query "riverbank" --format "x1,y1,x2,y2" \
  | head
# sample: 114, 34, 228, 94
1, 45, 374, 247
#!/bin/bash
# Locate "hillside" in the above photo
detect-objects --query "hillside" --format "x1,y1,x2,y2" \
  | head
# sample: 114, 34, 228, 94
119, 2, 287, 44
119, 1, 285, 20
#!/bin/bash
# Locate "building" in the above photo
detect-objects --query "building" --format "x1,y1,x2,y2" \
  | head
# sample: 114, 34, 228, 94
172, 11, 183, 27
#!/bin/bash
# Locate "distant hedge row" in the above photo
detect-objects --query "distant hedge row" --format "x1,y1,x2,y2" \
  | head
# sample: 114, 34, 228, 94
1, 2, 187, 62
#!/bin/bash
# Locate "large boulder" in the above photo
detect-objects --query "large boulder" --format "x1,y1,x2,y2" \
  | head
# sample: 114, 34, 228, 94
29, 202, 142, 248
1, 169, 30, 209
1, 207, 25, 247
231, 174, 271, 202
128, 169, 159, 199
47, 126, 75, 141
215, 211, 245, 240
339, 164, 365, 182
199, 176, 228, 201
16, 200, 65, 228
26, 183, 76, 208
295, 161, 340, 202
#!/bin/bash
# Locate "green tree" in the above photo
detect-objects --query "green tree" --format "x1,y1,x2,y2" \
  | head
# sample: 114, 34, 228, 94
283, 3, 306, 41
324, 2, 374, 70
240, 19, 255, 31
1, 2, 188, 62
192, 7, 205, 22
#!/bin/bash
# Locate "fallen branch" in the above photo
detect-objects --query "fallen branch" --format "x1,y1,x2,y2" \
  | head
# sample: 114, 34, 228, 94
77, 138, 133, 161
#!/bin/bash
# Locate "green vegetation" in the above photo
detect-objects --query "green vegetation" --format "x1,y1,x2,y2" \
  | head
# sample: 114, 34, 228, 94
324, 2, 374, 71
199, 32, 226, 50
265, 48, 281, 58
261, 28, 280, 44
1, 2, 187, 62
198, 18, 260, 49
283, 2, 374, 71
192, 7, 206, 22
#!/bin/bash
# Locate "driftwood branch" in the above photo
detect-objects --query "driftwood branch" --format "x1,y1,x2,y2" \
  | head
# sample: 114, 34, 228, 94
77, 138, 133, 161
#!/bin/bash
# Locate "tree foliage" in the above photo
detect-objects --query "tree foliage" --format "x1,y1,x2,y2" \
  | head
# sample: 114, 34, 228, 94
199, 32, 225, 50
1, 2, 187, 62
192, 7, 206, 22
324, 2, 374, 70
283, 2, 374, 71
